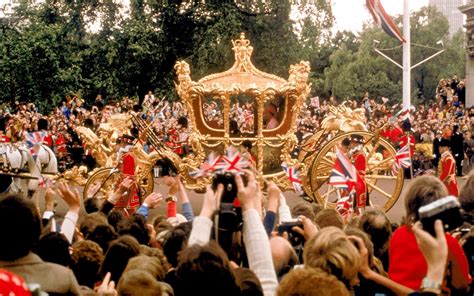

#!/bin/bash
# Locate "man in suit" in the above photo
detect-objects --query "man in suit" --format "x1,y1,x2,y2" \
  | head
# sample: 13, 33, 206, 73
438, 139, 459, 196
450, 124, 464, 177
432, 130, 443, 169
0, 195, 80, 294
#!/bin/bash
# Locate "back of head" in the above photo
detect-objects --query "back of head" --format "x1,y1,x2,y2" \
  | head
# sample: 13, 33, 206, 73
359, 210, 392, 259
86, 223, 118, 254
124, 255, 165, 281
36, 232, 71, 267
100, 236, 141, 283
108, 210, 126, 232
404, 175, 448, 222
117, 214, 150, 245
80, 212, 108, 237
291, 202, 316, 222
117, 270, 162, 296
70, 240, 104, 288
0, 194, 41, 261
38, 118, 48, 130
315, 209, 343, 229
175, 242, 240, 296
163, 223, 192, 267
84, 197, 100, 214
303, 227, 360, 287
269, 236, 299, 278
277, 267, 351, 296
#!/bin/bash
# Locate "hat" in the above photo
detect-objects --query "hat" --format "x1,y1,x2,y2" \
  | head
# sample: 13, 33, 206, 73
121, 134, 135, 144
439, 139, 450, 147
341, 138, 351, 147
350, 135, 364, 144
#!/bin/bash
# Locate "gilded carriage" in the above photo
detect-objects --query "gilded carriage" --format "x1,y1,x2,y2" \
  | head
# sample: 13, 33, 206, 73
172, 33, 403, 211
84, 33, 404, 212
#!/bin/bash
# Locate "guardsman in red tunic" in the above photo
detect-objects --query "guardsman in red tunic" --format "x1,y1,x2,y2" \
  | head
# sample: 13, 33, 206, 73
350, 135, 368, 209
114, 134, 140, 215
438, 139, 458, 196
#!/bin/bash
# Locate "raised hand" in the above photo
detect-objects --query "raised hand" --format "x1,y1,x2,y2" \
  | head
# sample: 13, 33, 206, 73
143, 192, 163, 209
200, 184, 223, 219
235, 170, 258, 212
96, 272, 117, 296
57, 182, 81, 213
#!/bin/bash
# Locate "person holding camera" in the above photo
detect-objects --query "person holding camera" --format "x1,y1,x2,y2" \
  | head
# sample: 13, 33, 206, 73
183, 170, 278, 296
388, 176, 470, 293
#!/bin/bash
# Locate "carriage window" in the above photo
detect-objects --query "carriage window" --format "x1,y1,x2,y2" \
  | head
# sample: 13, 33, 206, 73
263, 94, 285, 130
202, 96, 224, 130
229, 94, 256, 137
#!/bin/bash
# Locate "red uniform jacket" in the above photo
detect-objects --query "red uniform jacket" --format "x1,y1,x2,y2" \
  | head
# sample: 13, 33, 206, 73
389, 126, 403, 145
114, 151, 140, 214
352, 150, 367, 207
438, 151, 458, 196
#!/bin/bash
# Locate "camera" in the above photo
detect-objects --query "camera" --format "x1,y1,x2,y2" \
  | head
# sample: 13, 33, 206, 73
418, 196, 463, 236
212, 172, 243, 232
278, 219, 304, 246
154, 158, 177, 178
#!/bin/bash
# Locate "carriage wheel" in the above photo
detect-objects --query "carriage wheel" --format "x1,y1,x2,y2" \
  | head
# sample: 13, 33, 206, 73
305, 131, 404, 212
83, 168, 121, 201
83, 168, 154, 201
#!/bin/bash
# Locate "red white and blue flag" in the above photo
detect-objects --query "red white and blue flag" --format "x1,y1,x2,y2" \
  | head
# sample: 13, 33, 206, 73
190, 147, 249, 178
281, 162, 303, 193
328, 147, 357, 189
336, 194, 354, 219
24, 131, 47, 158
391, 143, 411, 175
366, 0, 405, 43
328, 147, 358, 218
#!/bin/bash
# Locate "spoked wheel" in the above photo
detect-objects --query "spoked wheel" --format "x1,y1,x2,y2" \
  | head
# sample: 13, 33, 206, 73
83, 167, 155, 201
305, 131, 403, 212
83, 168, 121, 201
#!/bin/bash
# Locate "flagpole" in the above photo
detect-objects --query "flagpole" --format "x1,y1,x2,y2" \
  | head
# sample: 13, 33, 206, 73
402, 0, 411, 111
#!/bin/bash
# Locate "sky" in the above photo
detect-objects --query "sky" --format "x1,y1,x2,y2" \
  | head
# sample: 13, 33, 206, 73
332, 0, 429, 32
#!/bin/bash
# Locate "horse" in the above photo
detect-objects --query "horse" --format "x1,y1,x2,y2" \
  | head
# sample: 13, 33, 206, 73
27, 144, 58, 194
0, 143, 40, 196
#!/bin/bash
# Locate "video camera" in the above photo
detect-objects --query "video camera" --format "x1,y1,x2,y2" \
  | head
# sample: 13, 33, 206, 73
278, 219, 304, 247
212, 172, 243, 232
154, 158, 178, 178
418, 196, 463, 236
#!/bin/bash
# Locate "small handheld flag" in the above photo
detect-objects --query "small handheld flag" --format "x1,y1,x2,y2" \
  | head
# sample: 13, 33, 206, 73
281, 162, 303, 193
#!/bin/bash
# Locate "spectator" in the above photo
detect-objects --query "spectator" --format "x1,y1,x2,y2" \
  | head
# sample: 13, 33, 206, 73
0, 194, 80, 294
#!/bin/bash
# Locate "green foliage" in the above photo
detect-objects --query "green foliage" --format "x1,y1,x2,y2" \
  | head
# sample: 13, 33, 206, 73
0, 1, 466, 110
323, 6, 465, 104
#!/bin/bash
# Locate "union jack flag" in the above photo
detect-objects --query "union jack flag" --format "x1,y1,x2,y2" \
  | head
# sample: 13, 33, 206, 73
328, 147, 357, 189
336, 194, 354, 219
366, 0, 405, 43
281, 162, 303, 193
24, 131, 47, 157
392, 143, 411, 175
190, 147, 249, 178
328, 147, 358, 218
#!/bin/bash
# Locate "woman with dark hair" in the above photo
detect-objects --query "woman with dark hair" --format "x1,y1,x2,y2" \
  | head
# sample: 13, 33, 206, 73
100, 235, 141, 284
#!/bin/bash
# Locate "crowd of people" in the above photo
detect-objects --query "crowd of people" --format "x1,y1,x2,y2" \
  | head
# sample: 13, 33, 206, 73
0, 80, 473, 295
0, 165, 473, 295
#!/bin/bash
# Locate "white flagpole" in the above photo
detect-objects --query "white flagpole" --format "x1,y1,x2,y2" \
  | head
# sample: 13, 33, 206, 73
402, 0, 411, 111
